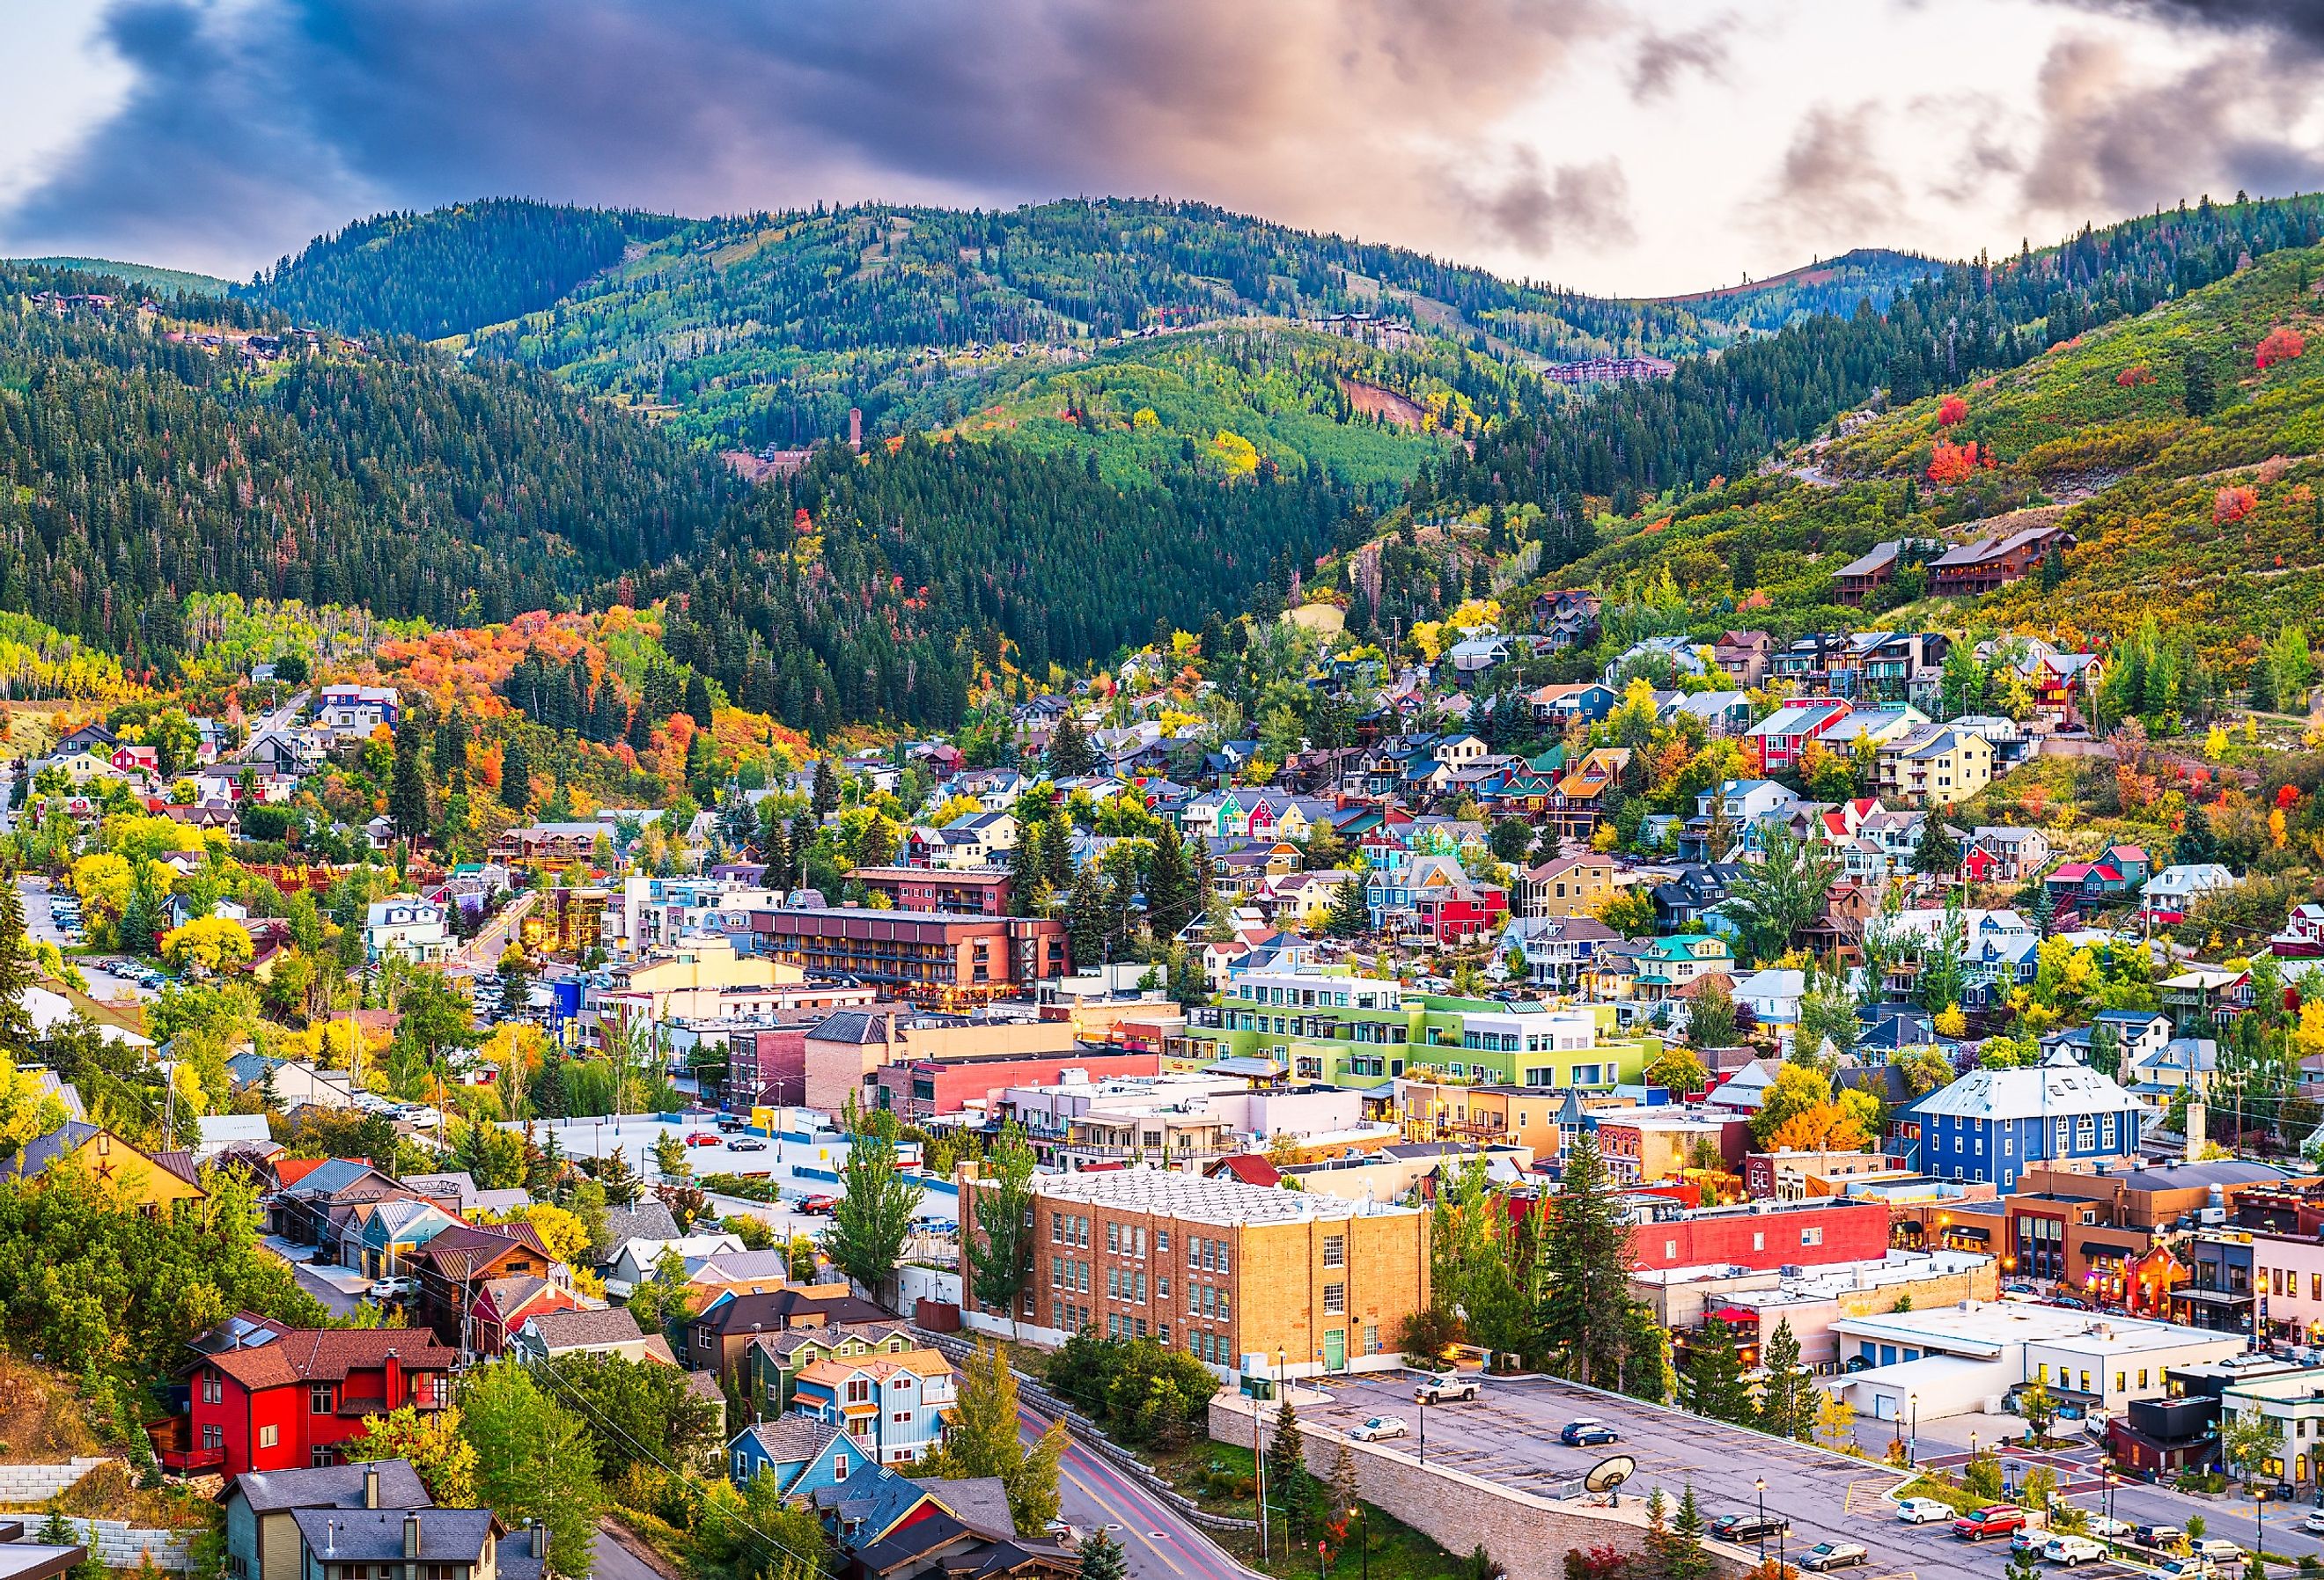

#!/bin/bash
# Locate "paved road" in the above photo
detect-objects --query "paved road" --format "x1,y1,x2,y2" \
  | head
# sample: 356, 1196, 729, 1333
466, 889, 537, 967
1020, 1401, 1259, 1580
589, 1523, 673, 1580
18, 875, 157, 1003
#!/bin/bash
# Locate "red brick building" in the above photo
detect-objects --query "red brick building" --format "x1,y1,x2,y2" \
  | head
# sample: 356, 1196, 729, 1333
169, 1315, 456, 1474
847, 867, 1012, 916
748, 908, 1070, 1006
1628, 1199, 1893, 1273
720, 1013, 831, 1107
872, 1047, 1163, 1122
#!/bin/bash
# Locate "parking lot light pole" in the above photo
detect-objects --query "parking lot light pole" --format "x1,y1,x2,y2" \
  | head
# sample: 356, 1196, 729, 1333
1755, 1476, 1768, 1568
1351, 1506, 1368, 1580
1910, 1393, 1920, 1469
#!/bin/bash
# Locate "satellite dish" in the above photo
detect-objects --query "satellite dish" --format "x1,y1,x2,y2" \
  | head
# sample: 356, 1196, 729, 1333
1585, 1455, 1636, 1495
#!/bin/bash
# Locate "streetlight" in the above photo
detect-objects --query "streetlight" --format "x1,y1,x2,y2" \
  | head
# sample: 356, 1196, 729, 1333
1909, 1393, 1920, 1469
1350, 1506, 1368, 1580
1755, 1476, 1769, 1568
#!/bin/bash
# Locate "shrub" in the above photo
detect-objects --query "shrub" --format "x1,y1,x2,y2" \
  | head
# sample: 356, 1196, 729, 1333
2216, 486, 2261, 525
2116, 364, 2156, 387
2256, 327, 2306, 370
1937, 394, 1970, 426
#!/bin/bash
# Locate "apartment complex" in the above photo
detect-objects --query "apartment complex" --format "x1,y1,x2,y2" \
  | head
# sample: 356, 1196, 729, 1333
747, 907, 1070, 1006
960, 1165, 1429, 1379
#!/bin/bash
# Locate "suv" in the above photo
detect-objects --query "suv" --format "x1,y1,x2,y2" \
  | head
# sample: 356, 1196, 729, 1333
1560, 1420, 1619, 1446
2136, 1525, 2188, 1551
1710, 1514, 1790, 1543
1414, 1374, 1478, 1404
1953, 1506, 2027, 1542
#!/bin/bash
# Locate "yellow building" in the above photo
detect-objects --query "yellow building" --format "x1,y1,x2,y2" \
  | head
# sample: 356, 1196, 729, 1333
1876, 725, 1996, 808
0, 1121, 206, 1214
592, 937, 808, 1041
1519, 852, 1616, 919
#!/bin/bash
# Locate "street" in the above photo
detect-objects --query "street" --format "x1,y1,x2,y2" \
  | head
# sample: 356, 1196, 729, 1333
18, 874, 157, 1003
1021, 1401, 1260, 1580
465, 888, 537, 967
262, 1234, 370, 1318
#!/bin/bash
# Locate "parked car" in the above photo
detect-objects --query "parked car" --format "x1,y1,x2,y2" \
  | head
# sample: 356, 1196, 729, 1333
2136, 1525, 2188, 1550
1347, 1416, 1408, 1443
682, 1131, 720, 1148
2303, 1512, 2324, 1536
2154, 1560, 2216, 1580
368, 1276, 416, 1301
729, 1137, 768, 1152
1414, 1374, 1478, 1403
1799, 1544, 1869, 1571
2088, 1517, 2135, 1539
796, 1194, 839, 1215
1894, 1499, 1954, 1525
2044, 1535, 2109, 1567
2011, 1528, 2048, 1554
1710, 1514, 1790, 1542
2190, 1540, 2244, 1566
1953, 1506, 2027, 1541
716, 1114, 748, 1132
1559, 1420, 1619, 1446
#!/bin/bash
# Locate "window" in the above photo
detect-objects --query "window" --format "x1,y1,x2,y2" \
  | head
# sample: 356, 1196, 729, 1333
1322, 1234, 1346, 1269
202, 1425, 223, 1451
1753, 1232, 1765, 1252
258, 1425, 279, 1450
1217, 1244, 1232, 1275
834, 1453, 850, 1481
1107, 1223, 1121, 1253
201, 1372, 222, 1405
1156, 1231, 1170, 1255
1323, 1282, 1347, 1315
847, 1378, 872, 1404
311, 1383, 335, 1414
1219, 1294, 1231, 1322
311, 1447, 336, 1469
1801, 1227, 1823, 1247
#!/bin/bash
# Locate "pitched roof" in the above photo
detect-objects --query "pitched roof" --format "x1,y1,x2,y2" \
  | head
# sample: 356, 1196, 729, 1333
695, 1288, 892, 1335
733, 1415, 847, 1466
225, 1459, 433, 1516
518, 1307, 644, 1351
189, 1321, 458, 1390
288, 1509, 495, 1564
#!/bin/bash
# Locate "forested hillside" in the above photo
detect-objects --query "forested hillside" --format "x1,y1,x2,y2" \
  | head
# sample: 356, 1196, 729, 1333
246, 197, 1931, 450
243, 199, 682, 339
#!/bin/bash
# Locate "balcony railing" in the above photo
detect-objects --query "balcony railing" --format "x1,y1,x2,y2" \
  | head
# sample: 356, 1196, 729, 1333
158, 1446, 226, 1472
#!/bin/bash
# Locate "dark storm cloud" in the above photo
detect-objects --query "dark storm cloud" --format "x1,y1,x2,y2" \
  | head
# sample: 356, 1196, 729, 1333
2042, 0, 2324, 49
1628, 18, 1732, 100
3, 0, 1619, 274
2019, 34, 2324, 219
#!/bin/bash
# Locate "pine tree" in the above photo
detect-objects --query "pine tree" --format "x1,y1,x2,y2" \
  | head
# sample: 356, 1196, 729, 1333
1009, 828, 1043, 919
596, 1144, 641, 1207
685, 671, 716, 729
1669, 1487, 1714, 1580
1041, 816, 1071, 894
1047, 714, 1096, 777
1147, 823, 1190, 940
0, 873, 33, 1054
1757, 1319, 1814, 1441
1535, 1136, 1643, 1391
1324, 879, 1371, 938
2174, 804, 2220, 866
1269, 1395, 1310, 1545
1678, 1319, 1754, 1424
1076, 1530, 1129, 1580
1066, 864, 1107, 966
389, 723, 431, 841
499, 734, 533, 812
2183, 350, 2217, 418
1911, 819, 1962, 878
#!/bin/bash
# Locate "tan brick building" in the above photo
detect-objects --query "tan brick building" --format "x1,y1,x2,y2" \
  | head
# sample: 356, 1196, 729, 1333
960, 1165, 1429, 1379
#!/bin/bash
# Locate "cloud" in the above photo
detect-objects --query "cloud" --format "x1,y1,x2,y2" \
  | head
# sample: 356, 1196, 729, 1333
1460, 150, 1635, 253
0, 0, 1622, 276
1628, 17, 1733, 100
1740, 103, 1904, 250
2040, 0, 2324, 51
2017, 33, 2324, 221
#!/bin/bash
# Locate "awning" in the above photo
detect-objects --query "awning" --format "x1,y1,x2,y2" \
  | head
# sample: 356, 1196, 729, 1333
2082, 1241, 2139, 1260
1949, 1225, 1991, 1242
1709, 1305, 1759, 1326
2173, 1287, 2251, 1305
1897, 1220, 1924, 1233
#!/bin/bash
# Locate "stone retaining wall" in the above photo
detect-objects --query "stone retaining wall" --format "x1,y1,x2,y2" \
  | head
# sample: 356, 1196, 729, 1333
25, 1517, 195, 1570
0, 1459, 108, 1503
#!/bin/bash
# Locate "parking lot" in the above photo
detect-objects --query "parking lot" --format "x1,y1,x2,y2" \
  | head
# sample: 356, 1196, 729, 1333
1305, 1371, 2143, 1580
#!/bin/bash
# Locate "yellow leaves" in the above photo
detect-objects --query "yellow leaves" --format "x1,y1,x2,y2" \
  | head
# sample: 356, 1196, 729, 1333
1767, 1101, 1874, 1153
159, 916, 254, 974
1934, 1005, 1967, 1039
1210, 430, 1261, 479
2204, 724, 2230, 761
69, 853, 135, 922
2272, 807, 2290, 849
2292, 1001, 2324, 1062
1131, 407, 1159, 429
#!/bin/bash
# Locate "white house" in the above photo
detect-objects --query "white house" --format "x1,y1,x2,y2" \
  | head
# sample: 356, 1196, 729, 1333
2141, 863, 2236, 922
364, 899, 454, 964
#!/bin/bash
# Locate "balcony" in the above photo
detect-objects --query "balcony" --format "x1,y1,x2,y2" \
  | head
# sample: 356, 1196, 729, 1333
158, 1445, 226, 1473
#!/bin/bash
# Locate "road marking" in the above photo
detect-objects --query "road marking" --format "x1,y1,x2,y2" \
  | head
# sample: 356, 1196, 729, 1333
1061, 1463, 1188, 1577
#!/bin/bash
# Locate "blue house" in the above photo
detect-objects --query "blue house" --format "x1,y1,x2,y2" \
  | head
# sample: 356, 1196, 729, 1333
1911, 1061, 2146, 1189
727, 1415, 861, 1495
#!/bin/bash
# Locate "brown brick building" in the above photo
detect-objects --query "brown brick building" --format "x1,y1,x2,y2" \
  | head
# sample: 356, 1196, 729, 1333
748, 907, 1069, 1006
959, 1165, 1430, 1379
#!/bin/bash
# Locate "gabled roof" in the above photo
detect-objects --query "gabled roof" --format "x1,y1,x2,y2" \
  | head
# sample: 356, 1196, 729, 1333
187, 1318, 458, 1390
224, 1459, 433, 1516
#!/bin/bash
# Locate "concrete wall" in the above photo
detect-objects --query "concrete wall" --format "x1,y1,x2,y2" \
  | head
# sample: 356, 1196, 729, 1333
1209, 1396, 1755, 1580
29, 1517, 195, 1570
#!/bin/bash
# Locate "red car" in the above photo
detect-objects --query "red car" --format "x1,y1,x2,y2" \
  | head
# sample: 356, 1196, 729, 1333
682, 1131, 721, 1148
796, 1194, 839, 1215
1953, 1506, 2027, 1542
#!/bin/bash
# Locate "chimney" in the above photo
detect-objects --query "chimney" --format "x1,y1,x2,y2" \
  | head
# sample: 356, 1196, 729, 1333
364, 1464, 379, 1509
848, 408, 864, 452
403, 1513, 422, 1560
530, 1525, 547, 1562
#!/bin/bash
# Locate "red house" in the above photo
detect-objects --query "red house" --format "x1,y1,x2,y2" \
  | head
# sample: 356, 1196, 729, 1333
1413, 879, 1509, 944
170, 1314, 457, 1474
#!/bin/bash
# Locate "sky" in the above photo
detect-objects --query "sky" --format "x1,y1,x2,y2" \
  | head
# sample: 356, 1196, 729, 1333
1, 0, 2321, 297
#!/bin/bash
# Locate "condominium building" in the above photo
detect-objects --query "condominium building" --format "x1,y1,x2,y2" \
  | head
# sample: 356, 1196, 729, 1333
746, 907, 1070, 1006
959, 1165, 1429, 1379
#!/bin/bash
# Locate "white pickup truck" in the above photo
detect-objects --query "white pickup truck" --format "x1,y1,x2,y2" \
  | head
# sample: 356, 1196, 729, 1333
1413, 1373, 1479, 1403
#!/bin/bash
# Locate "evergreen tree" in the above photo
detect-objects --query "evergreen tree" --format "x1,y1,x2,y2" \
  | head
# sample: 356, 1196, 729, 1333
1911, 819, 1962, 879
499, 734, 533, 812
1066, 864, 1107, 966
389, 723, 432, 841
684, 670, 715, 729
1669, 1487, 1715, 1580
2174, 804, 2220, 866
1047, 715, 1096, 777
1324, 879, 1371, 939
1678, 1319, 1754, 1424
1886, 350, 1926, 405
812, 758, 841, 821
964, 1126, 1038, 1333
596, 1144, 641, 1207
2183, 350, 2217, 417
1269, 1395, 1310, 1545
1146, 824, 1191, 940
0, 875, 33, 1053
1757, 1319, 1814, 1441
1535, 1136, 1644, 1392
1009, 828, 1044, 918
1076, 1530, 1129, 1580
1041, 815, 1071, 894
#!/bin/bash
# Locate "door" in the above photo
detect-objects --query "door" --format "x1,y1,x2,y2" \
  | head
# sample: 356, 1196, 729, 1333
1324, 1329, 1346, 1371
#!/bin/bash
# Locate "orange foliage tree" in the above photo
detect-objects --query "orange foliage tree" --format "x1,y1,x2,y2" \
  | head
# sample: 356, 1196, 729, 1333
1927, 440, 1992, 484
2115, 364, 2155, 387
1937, 394, 1969, 426
2215, 486, 2261, 525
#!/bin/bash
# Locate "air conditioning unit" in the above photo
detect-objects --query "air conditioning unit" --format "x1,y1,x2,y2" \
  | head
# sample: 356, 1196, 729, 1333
1779, 1264, 1807, 1277
2198, 1207, 2227, 1224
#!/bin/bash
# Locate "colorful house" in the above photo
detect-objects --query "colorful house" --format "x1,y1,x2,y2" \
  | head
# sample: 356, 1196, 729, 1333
790, 1347, 957, 1466
172, 1314, 457, 1475
0, 1121, 205, 1216
727, 1415, 862, 1493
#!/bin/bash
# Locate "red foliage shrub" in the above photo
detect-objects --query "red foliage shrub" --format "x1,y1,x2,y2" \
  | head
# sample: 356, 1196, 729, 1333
2115, 364, 2156, 387
2257, 327, 2307, 370
1927, 440, 1994, 484
1937, 394, 1970, 426
2215, 485, 2261, 525
2278, 784, 2301, 811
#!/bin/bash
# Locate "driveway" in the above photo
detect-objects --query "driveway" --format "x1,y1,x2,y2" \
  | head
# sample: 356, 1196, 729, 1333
262, 1235, 369, 1318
